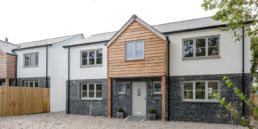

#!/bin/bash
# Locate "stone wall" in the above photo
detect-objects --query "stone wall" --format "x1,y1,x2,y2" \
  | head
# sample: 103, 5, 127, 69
168, 73, 250, 123
68, 79, 108, 116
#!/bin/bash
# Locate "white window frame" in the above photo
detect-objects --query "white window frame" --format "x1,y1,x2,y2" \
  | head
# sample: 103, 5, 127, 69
182, 80, 220, 102
80, 49, 103, 67
118, 82, 127, 94
125, 40, 144, 60
23, 81, 39, 87
81, 83, 103, 100
23, 52, 39, 67
153, 81, 162, 94
182, 36, 220, 60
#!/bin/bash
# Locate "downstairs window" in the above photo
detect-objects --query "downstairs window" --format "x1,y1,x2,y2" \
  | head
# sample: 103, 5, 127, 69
81, 83, 103, 100
183, 81, 219, 102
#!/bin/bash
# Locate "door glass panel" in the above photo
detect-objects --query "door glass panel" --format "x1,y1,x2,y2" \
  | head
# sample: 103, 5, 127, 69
137, 88, 141, 96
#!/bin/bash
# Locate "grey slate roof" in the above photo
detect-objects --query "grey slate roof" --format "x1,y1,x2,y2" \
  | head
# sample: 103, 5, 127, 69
66, 17, 226, 47
0, 40, 18, 54
16, 34, 84, 50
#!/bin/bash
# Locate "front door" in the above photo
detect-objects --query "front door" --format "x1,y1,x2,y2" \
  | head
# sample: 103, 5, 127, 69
132, 82, 146, 116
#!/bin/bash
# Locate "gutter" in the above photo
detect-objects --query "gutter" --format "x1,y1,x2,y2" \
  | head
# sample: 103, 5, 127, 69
46, 46, 49, 88
63, 40, 108, 48
242, 26, 245, 117
166, 36, 170, 120
13, 44, 53, 51
67, 47, 71, 114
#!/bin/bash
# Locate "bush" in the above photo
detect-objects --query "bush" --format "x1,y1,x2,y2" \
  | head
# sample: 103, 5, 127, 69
117, 108, 124, 112
148, 108, 156, 113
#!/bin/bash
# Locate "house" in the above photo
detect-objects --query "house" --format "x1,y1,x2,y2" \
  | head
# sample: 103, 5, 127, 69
0, 40, 18, 86
6, 15, 251, 123
12, 34, 85, 112
63, 15, 251, 123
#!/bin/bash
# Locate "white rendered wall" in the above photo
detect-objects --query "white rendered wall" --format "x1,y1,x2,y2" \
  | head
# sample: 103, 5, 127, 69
16, 47, 47, 78
168, 28, 251, 76
49, 35, 84, 112
70, 43, 107, 80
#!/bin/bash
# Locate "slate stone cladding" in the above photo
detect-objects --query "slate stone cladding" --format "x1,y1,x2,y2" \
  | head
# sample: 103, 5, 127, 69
17, 77, 50, 88
168, 73, 250, 123
111, 77, 163, 119
68, 79, 108, 116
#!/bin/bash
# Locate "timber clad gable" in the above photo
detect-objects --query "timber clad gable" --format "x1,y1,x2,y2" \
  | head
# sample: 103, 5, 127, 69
108, 20, 168, 77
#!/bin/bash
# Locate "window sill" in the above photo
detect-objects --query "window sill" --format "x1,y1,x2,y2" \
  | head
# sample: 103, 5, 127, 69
182, 99, 219, 103
183, 56, 221, 61
23, 65, 39, 68
118, 92, 125, 95
153, 92, 162, 95
125, 58, 145, 62
81, 98, 102, 101
80, 64, 103, 68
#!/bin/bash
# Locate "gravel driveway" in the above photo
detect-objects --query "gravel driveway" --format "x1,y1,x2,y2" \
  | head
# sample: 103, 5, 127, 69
0, 112, 246, 129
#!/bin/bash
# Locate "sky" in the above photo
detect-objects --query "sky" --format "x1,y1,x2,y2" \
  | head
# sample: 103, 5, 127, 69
0, 0, 215, 44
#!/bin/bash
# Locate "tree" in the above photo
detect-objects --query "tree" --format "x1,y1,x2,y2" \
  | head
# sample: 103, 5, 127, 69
202, 0, 258, 128
202, 0, 258, 39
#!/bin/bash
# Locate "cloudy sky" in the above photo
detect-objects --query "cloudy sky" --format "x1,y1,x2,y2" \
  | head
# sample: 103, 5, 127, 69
0, 0, 215, 44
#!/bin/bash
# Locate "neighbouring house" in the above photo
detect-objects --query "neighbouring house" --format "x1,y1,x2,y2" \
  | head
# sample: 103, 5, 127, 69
4, 15, 251, 123
63, 15, 251, 123
12, 34, 85, 112
0, 39, 18, 86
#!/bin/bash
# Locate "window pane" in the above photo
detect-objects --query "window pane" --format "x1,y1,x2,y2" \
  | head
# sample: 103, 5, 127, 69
35, 82, 38, 87
35, 53, 38, 66
82, 91, 87, 98
89, 51, 95, 65
196, 39, 206, 47
196, 82, 205, 90
184, 82, 193, 90
208, 47, 219, 56
82, 59, 88, 66
82, 84, 87, 90
196, 91, 205, 99
195, 82, 205, 99
154, 82, 161, 93
126, 42, 134, 59
96, 91, 102, 98
136, 41, 144, 59
208, 37, 219, 47
89, 91, 94, 98
96, 84, 102, 90
89, 84, 94, 90
208, 82, 219, 100
118, 83, 125, 93
29, 82, 33, 87
82, 52, 88, 58
183, 40, 193, 57
196, 39, 206, 57
208, 82, 218, 90
96, 50, 103, 64
184, 91, 193, 99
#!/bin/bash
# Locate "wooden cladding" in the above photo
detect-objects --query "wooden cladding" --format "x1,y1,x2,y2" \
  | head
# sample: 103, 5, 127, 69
0, 51, 16, 79
108, 20, 168, 77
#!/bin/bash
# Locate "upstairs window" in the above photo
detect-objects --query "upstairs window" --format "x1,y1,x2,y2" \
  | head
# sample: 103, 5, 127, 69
24, 52, 38, 67
183, 36, 219, 59
81, 49, 103, 67
183, 81, 219, 102
126, 40, 144, 60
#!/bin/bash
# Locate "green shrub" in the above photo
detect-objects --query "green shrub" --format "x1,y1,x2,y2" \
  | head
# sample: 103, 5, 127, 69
117, 108, 124, 112
148, 108, 156, 113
